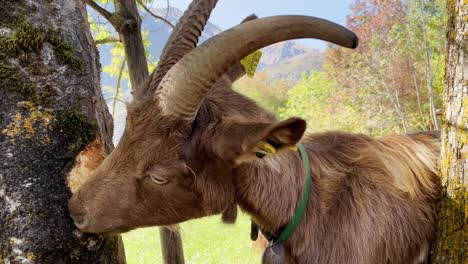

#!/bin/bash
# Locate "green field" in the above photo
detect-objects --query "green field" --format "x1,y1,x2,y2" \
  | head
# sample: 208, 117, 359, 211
122, 212, 262, 264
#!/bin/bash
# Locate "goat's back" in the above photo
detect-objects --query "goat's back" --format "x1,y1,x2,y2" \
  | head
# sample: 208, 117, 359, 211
290, 131, 440, 264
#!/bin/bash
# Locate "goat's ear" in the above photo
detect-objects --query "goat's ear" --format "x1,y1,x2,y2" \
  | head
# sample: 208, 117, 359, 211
215, 117, 306, 164
243, 117, 306, 160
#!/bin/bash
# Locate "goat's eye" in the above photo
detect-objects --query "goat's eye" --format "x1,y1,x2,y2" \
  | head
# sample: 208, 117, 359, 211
149, 174, 169, 185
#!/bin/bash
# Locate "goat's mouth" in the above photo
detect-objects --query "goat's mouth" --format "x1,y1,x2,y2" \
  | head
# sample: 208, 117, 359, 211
71, 214, 89, 230
75, 224, 131, 235
70, 214, 131, 234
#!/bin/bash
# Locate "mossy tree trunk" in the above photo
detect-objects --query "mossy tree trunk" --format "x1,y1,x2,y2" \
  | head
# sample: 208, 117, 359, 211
0, 0, 125, 262
430, 0, 467, 263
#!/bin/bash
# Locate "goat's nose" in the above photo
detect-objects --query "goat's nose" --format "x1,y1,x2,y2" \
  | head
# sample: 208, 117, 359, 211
68, 195, 89, 230
70, 213, 89, 230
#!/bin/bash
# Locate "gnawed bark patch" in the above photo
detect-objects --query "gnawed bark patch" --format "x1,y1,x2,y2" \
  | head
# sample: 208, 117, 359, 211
68, 137, 106, 193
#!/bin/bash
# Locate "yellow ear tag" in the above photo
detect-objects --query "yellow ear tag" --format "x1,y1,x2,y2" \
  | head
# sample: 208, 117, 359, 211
240, 50, 262, 78
289, 145, 298, 152
260, 143, 276, 154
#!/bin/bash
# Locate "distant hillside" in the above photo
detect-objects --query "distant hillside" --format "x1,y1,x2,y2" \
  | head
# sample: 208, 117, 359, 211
258, 41, 323, 82
260, 50, 324, 82
258, 41, 315, 68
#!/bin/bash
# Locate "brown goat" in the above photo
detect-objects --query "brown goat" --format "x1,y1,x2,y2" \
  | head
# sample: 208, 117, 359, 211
68, 1, 440, 263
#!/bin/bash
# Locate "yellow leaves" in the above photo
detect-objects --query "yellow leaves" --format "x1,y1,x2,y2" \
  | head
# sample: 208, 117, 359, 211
240, 50, 262, 78
102, 85, 119, 95
2, 101, 53, 142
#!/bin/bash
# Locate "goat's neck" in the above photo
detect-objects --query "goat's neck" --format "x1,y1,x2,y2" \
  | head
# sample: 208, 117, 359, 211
234, 150, 307, 234
204, 85, 308, 231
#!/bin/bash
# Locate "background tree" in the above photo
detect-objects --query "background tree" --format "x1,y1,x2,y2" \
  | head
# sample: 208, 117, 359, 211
0, 0, 125, 262
234, 73, 291, 115
322, 0, 445, 135
431, 0, 467, 262
84, 0, 187, 263
279, 70, 367, 132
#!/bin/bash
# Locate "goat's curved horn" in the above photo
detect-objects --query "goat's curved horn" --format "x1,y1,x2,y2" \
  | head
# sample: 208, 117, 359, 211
156, 16, 358, 120
137, 0, 218, 99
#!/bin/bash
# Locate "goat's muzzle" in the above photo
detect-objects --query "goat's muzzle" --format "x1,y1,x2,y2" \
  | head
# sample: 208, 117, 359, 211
68, 194, 91, 231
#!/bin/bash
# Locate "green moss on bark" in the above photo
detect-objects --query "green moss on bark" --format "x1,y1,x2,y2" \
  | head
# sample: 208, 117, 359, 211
0, 21, 84, 107
432, 105, 468, 262
434, 178, 467, 262
46, 30, 83, 70
0, 21, 82, 70
446, 0, 457, 41
0, 22, 45, 55
54, 111, 97, 155
0, 63, 57, 107
0, 63, 35, 100
0, 0, 31, 28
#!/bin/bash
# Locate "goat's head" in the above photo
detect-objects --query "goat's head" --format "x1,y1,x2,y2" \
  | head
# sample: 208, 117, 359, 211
68, 12, 358, 233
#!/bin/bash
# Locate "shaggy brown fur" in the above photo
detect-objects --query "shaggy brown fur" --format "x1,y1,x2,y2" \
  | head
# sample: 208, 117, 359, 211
235, 131, 439, 263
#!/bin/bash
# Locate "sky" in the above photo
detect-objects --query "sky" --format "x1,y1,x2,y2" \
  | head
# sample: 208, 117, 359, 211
150, 0, 355, 50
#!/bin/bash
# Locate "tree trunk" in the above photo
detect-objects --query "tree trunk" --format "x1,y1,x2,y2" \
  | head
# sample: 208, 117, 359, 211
430, 0, 467, 263
114, 0, 149, 91
418, 0, 439, 130
160, 227, 185, 264
113, 1, 185, 262
0, 0, 125, 262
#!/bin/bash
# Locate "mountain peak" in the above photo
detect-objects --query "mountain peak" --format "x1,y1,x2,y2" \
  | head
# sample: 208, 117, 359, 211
258, 40, 321, 70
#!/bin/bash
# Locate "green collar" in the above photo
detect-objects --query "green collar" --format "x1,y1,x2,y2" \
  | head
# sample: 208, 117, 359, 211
276, 143, 311, 242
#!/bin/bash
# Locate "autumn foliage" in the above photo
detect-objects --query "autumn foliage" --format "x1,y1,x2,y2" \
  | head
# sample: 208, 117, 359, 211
322, 0, 445, 134
235, 0, 445, 135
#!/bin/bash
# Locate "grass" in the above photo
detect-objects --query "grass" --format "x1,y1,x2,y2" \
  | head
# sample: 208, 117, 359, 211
122, 211, 262, 264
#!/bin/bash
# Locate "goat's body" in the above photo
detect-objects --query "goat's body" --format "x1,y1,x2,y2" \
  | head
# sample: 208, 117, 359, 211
235, 131, 439, 264
199, 85, 440, 263
191, 82, 441, 263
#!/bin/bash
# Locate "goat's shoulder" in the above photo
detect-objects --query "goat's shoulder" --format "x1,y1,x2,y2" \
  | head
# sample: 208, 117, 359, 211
304, 131, 373, 148
302, 131, 376, 165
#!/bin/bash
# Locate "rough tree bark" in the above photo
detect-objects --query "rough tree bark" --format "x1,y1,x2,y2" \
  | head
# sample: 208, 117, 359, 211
0, 0, 125, 262
431, 0, 467, 263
